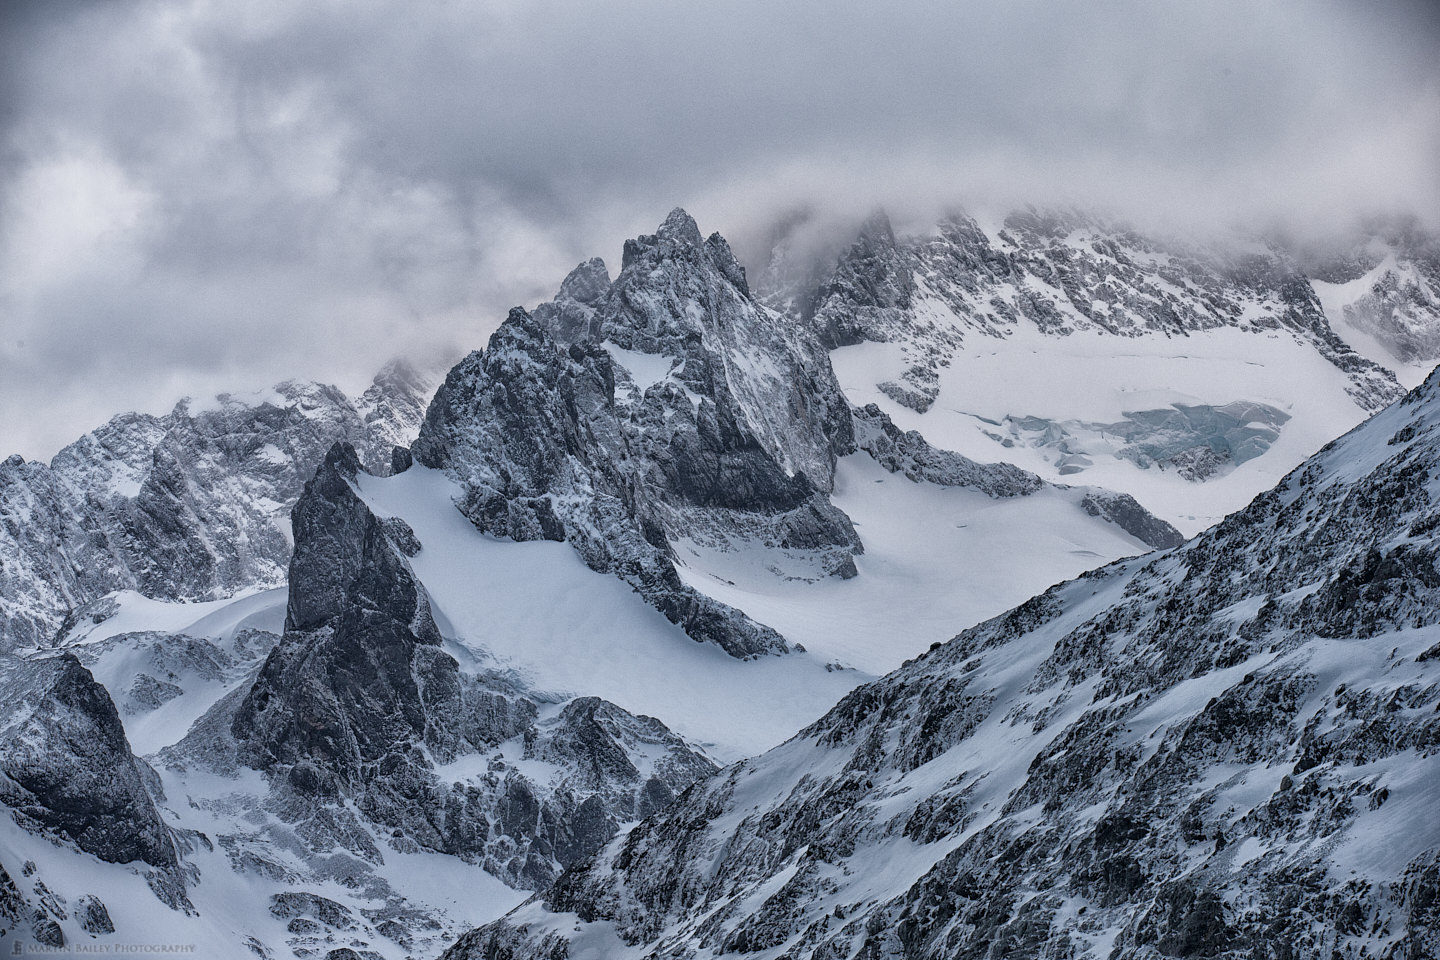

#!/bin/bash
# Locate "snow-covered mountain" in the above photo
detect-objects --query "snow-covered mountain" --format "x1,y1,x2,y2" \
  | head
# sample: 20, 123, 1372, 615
2, 207, 1438, 960
452, 324, 1440, 960
0, 359, 436, 653
0, 439, 723, 959
761, 209, 1439, 535
1304, 217, 1440, 383
410, 209, 1177, 659
0, 212, 1185, 959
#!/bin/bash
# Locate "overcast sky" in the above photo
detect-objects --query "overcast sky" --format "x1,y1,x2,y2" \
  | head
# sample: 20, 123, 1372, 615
2, 0, 1438, 459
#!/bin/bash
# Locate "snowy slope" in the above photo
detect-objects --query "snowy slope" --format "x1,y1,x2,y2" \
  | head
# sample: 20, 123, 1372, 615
831, 323, 1369, 536
454, 363, 1440, 960
356, 464, 858, 760
673, 452, 1167, 676
764, 210, 1432, 536
405, 210, 1174, 668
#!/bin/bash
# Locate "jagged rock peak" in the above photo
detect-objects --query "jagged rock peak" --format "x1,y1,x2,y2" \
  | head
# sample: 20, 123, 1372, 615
808, 208, 915, 345
409, 209, 862, 657
366, 356, 429, 396
619, 207, 747, 292
556, 256, 611, 305
281, 440, 437, 640
657, 205, 705, 244
0, 653, 180, 874
856, 207, 897, 244
233, 440, 452, 784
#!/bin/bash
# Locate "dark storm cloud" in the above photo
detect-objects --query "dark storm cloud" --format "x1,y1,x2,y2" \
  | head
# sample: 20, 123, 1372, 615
1, 0, 1437, 457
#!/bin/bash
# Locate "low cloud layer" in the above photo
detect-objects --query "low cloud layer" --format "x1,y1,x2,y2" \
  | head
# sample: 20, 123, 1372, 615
2, 0, 1437, 457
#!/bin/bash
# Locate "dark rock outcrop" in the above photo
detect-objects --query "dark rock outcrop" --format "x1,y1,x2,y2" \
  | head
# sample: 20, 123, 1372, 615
232, 442, 447, 782
216, 441, 716, 893
1078, 490, 1186, 550
0, 654, 177, 873
853, 403, 1044, 496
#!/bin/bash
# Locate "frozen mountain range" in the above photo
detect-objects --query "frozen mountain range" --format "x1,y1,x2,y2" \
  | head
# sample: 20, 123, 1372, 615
0, 360, 436, 654
0, 208, 1437, 959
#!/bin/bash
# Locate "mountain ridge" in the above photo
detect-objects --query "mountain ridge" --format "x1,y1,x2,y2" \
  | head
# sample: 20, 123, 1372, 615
0, 360, 438, 653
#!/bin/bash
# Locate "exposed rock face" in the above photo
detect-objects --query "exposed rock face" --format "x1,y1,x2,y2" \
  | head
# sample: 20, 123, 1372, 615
808, 211, 917, 351
0, 654, 176, 872
1077, 491, 1186, 551
74, 895, 114, 935
0, 653, 189, 939
450, 368, 1440, 959
853, 403, 1045, 497
0, 362, 436, 653
359, 359, 438, 464
413, 210, 864, 657
232, 442, 449, 784
1304, 218, 1440, 366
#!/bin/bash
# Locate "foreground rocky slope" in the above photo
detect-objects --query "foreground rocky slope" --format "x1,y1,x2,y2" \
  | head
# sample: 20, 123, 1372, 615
0, 360, 436, 653
454, 366, 1440, 958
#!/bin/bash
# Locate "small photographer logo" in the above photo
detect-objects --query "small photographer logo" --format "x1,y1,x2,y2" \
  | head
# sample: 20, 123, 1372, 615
9, 943, 197, 956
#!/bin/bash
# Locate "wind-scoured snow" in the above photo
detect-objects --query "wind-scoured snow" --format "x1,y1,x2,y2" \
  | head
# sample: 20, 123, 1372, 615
673, 453, 1156, 676
832, 323, 1373, 535
356, 464, 858, 760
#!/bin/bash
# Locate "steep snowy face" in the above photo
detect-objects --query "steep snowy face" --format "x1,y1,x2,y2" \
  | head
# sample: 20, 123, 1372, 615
765, 209, 1424, 534
413, 210, 867, 658
1307, 220, 1440, 384
454, 368, 1440, 960
0, 362, 436, 653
